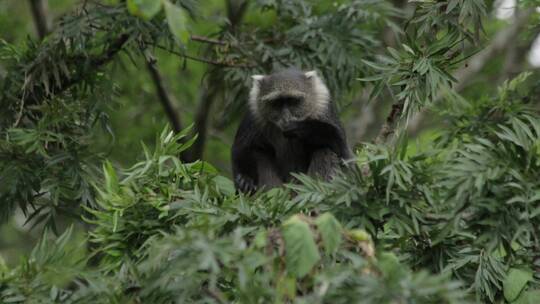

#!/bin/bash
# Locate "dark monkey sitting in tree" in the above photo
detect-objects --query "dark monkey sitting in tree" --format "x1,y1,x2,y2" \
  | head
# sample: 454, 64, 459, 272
231, 68, 353, 193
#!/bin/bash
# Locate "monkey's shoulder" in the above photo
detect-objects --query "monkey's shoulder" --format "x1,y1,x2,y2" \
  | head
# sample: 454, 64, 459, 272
233, 113, 277, 151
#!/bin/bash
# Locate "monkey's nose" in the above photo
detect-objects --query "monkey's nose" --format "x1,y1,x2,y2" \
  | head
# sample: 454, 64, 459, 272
281, 122, 301, 138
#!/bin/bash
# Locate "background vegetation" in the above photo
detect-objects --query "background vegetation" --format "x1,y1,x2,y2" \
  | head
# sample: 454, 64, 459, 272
1, 0, 540, 302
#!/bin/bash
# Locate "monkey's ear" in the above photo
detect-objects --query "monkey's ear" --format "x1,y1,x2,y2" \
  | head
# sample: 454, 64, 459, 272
305, 70, 318, 79
251, 75, 265, 82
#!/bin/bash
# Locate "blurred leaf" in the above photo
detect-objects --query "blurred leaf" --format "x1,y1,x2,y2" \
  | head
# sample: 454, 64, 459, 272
213, 176, 235, 196
378, 252, 405, 279
504, 268, 533, 302
513, 289, 540, 304
164, 1, 189, 45
103, 161, 119, 194
127, 0, 163, 20
315, 213, 342, 255
282, 215, 320, 278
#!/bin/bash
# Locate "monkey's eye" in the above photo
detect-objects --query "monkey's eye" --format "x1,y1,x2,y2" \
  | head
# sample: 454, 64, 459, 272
286, 97, 302, 105
273, 97, 302, 107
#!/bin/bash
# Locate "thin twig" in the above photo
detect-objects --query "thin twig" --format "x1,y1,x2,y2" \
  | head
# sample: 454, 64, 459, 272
92, 34, 130, 66
151, 44, 255, 68
182, 53, 253, 68
375, 100, 404, 145
407, 9, 534, 134
205, 289, 226, 304
13, 97, 26, 127
19, 33, 129, 109
191, 35, 226, 45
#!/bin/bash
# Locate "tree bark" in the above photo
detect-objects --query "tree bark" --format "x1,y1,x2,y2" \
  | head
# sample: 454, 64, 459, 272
29, 0, 51, 39
181, 0, 249, 161
143, 51, 183, 134
182, 80, 219, 162
375, 100, 404, 145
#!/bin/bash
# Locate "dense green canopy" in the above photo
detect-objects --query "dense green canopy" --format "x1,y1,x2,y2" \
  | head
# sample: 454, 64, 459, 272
1, 0, 540, 303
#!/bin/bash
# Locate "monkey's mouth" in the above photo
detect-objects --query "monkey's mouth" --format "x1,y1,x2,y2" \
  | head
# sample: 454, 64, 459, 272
283, 129, 298, 138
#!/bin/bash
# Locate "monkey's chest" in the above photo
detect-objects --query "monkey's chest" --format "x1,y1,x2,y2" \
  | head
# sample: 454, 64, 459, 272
271, 138, 311, 181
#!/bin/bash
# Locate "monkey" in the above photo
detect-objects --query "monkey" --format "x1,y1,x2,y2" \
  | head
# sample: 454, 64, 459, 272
231, 68, 353, 193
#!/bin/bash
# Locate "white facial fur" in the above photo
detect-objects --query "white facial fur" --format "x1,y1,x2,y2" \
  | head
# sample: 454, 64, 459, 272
248, 75, 263, 121
304, 70, 330, 116
248, 70, 330, 124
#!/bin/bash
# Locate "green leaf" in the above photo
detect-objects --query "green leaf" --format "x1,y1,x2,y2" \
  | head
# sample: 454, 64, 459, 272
513, 289, 540, 304
282, 215, 320, 278
164, 1, 189, 45
402, 43, 415, 55
377, 252, 405, 279
315, 213, 342, 255
126, 0, 163, 20
253, 230, 267, 249
504, 268, 533, 302
187, 161, 218, 174
349, 229, 371, 242
276, 276, 296, 300
50, 286, 58, 300
0, 254, 8, 274
213, 176, 236, 196
103, 161, 119, 193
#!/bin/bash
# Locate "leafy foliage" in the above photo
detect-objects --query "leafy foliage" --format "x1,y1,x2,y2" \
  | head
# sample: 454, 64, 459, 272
212, 0, 400, 124
2, 69, 540, 301
1, 0, 540, 303
0, 0, 194, 228
0, 132, 465, 302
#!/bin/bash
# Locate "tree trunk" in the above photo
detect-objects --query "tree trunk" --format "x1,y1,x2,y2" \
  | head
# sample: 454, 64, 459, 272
29, 0, 51, 39
144, 51, 183, 134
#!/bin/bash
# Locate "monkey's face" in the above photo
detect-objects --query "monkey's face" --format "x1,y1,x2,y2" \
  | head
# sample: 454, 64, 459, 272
249, 69, 330, 137
264, 95, 309, 135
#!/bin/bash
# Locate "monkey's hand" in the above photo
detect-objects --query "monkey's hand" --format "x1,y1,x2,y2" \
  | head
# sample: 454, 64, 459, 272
234, 174, 257, 193
283, 120, 339, 146
308, 149, 340, 181
282, 121, 309, 139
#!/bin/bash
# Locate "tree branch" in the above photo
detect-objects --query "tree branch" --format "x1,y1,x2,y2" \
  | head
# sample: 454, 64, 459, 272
28, 0, 51, 39
226, 0, 249, 32
91, 34, 131, 67
205, 288, 227, 304
182, 77, 219, 162
181, 0, 250, 161
375, 99, 404, 145
58, 35, 129, 91
191, 35, 226, 45
143, 50, 183, 134
151, 44, 255, 68
182, 53, 254, 68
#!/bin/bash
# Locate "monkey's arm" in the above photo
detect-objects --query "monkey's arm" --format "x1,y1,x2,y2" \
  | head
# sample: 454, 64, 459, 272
255, 152, 283, 189
284, 119, 353, 159
232, 115, 283, 193
287, 119, 351, 181
232, 147, 257, 193
232, 148, 283, 192
307, 148, 341, 181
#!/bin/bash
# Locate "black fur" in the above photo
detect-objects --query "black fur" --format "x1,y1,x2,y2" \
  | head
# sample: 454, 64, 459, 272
231, 85, 352, 193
